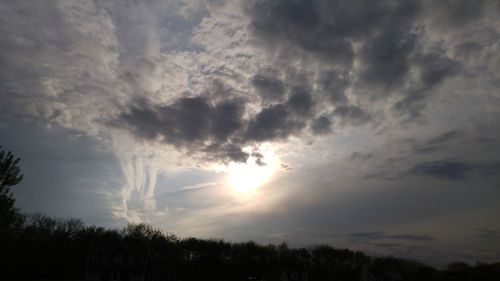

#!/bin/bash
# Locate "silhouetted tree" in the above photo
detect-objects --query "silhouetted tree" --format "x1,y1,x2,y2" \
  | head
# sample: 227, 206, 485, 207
0, 146, 24, 193
0, 146, 24, 261
2, 213, 499, 281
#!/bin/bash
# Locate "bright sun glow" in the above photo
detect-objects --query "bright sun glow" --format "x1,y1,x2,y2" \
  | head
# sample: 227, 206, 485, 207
217, 146, 278, 195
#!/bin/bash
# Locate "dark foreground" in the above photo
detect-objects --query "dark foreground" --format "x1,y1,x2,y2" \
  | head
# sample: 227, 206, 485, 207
1, 215, 499, 281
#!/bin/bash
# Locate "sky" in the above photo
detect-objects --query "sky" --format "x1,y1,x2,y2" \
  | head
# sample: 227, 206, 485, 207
1, 0, 499, 266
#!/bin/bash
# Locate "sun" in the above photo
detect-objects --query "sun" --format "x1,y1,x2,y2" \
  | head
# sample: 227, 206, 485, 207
218, 146, 278, 195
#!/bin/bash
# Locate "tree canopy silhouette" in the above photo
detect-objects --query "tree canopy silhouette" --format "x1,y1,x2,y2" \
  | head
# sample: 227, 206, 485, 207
0, 146, 23, 193
0, 146, 25, 262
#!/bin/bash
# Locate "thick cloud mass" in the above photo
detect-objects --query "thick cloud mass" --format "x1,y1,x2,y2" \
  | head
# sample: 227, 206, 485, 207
251, 74, 285, 101
244, 0, 480, 120
119, 96, 247, 162
118, 89, 316, 161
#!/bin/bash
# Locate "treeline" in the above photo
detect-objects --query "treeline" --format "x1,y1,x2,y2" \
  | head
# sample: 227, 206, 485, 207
1, 213, 499, 281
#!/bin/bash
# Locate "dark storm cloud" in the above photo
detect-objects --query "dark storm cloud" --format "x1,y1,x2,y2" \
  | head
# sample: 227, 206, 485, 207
251, 74, 285, 101
202, 143, 250, 164
124, 96, 246, 144
244, 104, 289, 141
245, 104, 302, 142
287, 87, 314, 115
310, 116, 332, 135
333, 105, 371, 126
317, 71, 350, 105
358, 27, 418, 89
347, 231, 435, 242
245, 88, 315, 141
245, 0, 420, 67
118, 88, 317, 162
244, 0, 471, 119
429, 0, 485, 28
245, 0, 422, 68
117, 96, 247, 163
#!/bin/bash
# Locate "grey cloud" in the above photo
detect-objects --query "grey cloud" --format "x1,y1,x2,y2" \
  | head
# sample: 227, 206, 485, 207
245, 88, 315, 142
413, 130, 461, 154
393, 51, 461, 119
287, 87, 314, 116
333, 105, 371, 126
311, 116, 332, 136
202, 143, 250, 164
349, 152, 374, 162
104, 0, 209, 54
118, 87, 317, 162
159, 9, 209, 52
129, 96, 244, 143
245, 0, 472, 120
415, 51, 461, 88
408, 159, 500, 180
245, 104, 303, 142
453, 41, 484, 59
347, 231, 435, 242
359, 28, 417, 89
117, 96, 247, 163
408, 160, 475, 180
476, 228, 500, 240
365, 130, 500, 182
428, 0, 485, 28
245, 0, 420, 67
370, 242, 404, 250
246, 0, 422, 69
211, 99, 247, 141
0, 1, 73, 106
390, 234, 435, 241
392, 54, 461, 120
317, 71, 350, 105
0, 0, 225, 224
426, 131, 461, 146
251, 74, 285, 101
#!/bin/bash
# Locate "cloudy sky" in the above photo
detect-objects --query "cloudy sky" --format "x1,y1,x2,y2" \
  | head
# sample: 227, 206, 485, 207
1, 0, 500, 266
